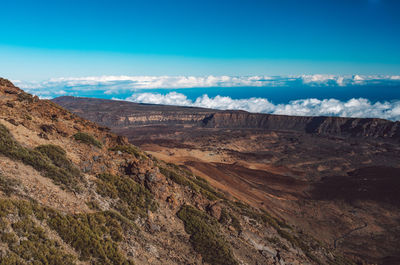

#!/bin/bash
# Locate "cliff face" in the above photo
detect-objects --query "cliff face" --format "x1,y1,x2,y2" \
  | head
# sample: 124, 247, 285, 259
203, 111, 400, 138
52, 96, 215, 127
53, 96, 400, 140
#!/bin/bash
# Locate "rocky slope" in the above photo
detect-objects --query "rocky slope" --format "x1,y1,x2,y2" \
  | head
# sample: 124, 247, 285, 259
53, 95, 400, 265
0, 79, 355, 264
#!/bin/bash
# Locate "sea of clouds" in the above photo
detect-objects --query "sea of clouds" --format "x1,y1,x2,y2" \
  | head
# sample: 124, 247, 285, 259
14, 74, 400, 93
125, 92, 400, 121
12, 74, 400, 121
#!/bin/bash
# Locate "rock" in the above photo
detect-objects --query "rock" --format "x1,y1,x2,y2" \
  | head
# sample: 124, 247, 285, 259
138, 173, 145, 181
146, 171, 159, 183
124, 161, 139, 175
147, 221, 161, 233
116, 135, 129, 145
40, 124, 55, 133
7, 119, 18, 126
145, 244, 159, 258
207, 203, 222, 220
92, 155, 101, 162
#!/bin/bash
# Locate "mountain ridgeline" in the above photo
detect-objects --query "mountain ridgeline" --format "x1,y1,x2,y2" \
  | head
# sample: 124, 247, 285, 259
53, 96, 400, 140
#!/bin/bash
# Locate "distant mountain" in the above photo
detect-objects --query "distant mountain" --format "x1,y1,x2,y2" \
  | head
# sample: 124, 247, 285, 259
54, 95, 400, 140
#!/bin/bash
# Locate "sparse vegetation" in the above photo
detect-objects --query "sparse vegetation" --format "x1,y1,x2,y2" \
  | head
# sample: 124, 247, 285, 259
47, 210, 133, 265
35, 144, 81, 178
177, 205, 238, 265
231, 200, 321, 263
17, 92, 33, 103
159, 165, 224, 201
0, 124, 81, 191
73, 132, 102, 148
109, 144, 146, 159
219, 208, 242, 233
0, 174, 21, 196
0, 199, 135, 265
0, 199, 76, 265
96, 173, 157, 218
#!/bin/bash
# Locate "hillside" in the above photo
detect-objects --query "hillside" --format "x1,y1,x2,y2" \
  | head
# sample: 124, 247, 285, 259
53, 95, 400, 265
0, 79, 358, 264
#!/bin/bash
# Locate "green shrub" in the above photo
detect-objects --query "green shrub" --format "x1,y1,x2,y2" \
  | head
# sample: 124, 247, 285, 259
35, 144, 81, 178
159, 166, 224, 201
0, 124, 81, 191
47, 211, 133, 265
96, 173, 157, 218
219, 208, 242, 233
73, 132, 102, 148
0, 199, 136, 265
230, 213, 242, 233
177, 205, 238, 265
0, 199, 76, 265
0, 174, 21, 196
109, 145, 146, 159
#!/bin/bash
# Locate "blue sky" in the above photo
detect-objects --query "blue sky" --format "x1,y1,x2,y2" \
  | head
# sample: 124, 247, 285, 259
2, 0, 400, 120
1, 0, 399, 80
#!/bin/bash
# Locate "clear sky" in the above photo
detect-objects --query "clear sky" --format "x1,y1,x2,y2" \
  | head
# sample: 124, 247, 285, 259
0, 0, 399, 80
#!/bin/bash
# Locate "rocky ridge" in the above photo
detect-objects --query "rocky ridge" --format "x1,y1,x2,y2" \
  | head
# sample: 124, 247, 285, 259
53, 96, 400, 140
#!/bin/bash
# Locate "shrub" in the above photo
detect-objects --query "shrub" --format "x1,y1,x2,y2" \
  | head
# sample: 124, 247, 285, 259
47, 211, 134, 265
35, 144, 81, 179
73, 132, 102, 148
109, 144, 146, 159
0, 124, 81, 191
0, 198, 135, 265
219, 208, 242, 233
96, 173, 157, 218
0, 174, 21, 196
177, 205, 238, 265
0, 199, 76, 265
159, 166, 224, 201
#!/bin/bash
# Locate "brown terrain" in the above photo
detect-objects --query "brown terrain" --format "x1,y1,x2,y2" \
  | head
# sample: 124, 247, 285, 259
0, 78, 360, 265
53, 95, 400, 265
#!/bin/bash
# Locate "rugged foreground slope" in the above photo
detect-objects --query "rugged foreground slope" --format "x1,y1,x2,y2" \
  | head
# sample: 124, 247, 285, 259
53, 96, 400, 265
0, 80, 356, 264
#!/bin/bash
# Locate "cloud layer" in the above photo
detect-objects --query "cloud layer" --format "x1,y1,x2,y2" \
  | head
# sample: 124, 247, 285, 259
126, 92, 400, 121
13, 74, 400, 98
11, 75, 400, 121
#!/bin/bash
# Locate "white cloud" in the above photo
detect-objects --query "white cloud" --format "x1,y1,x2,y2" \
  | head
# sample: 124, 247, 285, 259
10, 75, 400, 120
125, 92, 400, 121
13, 74, 400, 98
